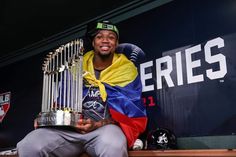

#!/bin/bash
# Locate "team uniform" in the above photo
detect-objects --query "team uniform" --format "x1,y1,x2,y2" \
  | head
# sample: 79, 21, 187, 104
83, 51, 147, 148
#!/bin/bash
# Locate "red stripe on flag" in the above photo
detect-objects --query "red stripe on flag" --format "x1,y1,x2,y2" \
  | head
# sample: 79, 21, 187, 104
110, 108, 147, 148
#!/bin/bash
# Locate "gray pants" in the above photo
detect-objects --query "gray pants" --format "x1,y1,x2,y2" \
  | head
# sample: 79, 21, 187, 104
17, 124, 128, 157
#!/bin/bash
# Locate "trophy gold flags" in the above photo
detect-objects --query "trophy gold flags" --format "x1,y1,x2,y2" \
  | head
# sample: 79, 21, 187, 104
35, 39, 84, 128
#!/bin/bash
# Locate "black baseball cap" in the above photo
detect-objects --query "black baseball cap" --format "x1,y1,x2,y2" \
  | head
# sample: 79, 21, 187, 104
86, 20, 119, 41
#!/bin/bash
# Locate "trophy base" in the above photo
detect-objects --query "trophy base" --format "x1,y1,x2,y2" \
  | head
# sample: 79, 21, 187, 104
35, 110, 83, 128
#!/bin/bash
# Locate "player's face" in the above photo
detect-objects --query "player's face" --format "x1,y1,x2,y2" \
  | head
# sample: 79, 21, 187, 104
92, 30, 118, 57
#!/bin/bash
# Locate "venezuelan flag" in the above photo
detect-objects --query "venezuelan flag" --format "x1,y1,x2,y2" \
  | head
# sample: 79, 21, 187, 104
83, 51, 147, 148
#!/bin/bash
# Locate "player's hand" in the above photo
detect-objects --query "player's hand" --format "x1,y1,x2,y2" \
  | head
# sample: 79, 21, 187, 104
34, 119, 38, 129
76, 118, 97, 134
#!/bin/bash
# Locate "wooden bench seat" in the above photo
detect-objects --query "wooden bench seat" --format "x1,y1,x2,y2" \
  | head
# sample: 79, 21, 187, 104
128, 149, 236, 157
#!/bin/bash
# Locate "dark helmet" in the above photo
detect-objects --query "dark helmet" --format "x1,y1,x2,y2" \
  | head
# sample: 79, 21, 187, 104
85, 20, 119, 41
146, 128, 177, 150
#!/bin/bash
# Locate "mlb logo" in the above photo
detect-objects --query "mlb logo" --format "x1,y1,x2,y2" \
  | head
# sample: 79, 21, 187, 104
0, 92, 11, 123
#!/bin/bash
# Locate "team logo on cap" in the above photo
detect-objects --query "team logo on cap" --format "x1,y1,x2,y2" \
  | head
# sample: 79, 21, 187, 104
96, 22, 119, 36
0, 92, 11, 123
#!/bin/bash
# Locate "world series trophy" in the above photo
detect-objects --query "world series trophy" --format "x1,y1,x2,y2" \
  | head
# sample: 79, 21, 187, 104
35, 39, 84, 128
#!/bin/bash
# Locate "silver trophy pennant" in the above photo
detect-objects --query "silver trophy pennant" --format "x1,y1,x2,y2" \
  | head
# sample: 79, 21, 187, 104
36, 39, 84, 128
